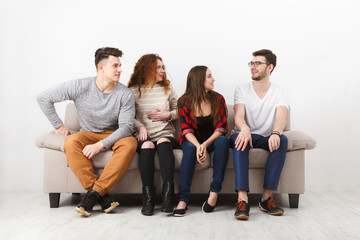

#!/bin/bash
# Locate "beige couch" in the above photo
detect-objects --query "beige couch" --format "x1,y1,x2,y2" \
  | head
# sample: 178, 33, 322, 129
36, 103, 316, 208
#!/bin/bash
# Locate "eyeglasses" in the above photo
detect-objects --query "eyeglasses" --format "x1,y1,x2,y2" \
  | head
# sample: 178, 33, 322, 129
248, 61, 270, 67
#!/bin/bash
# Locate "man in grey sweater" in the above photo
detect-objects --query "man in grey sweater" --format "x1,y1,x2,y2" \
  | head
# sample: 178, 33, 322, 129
37, 47, 137, 217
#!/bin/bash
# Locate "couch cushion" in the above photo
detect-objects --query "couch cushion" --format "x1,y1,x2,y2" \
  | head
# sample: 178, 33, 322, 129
36, 132, 67, 151
283, 130, 316, 150
36, 129, 316, 160
91, 149, 210, 170
88, 148, 210, 170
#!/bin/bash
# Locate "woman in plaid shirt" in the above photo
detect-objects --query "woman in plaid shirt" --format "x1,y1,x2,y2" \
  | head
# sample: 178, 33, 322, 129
173, 66, 229, 217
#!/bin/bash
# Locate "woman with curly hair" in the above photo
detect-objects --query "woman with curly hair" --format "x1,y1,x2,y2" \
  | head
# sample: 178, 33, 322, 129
173, 66, 229, 217
128, 54, 178, 216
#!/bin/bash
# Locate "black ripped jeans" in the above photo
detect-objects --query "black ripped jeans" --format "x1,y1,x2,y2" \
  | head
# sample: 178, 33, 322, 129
138, 137, 178, 186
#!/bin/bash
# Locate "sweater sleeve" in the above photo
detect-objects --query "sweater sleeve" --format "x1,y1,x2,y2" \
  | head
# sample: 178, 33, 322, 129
36, 79, 80, 129
168, 85, 178, 121
133, 118, 143, 130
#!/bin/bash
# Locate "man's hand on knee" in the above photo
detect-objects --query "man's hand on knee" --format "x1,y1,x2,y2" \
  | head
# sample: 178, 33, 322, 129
55, 125, 72, 136
235, 127, 253, 151
82, 141, 106, 159
268, 135, 280, 152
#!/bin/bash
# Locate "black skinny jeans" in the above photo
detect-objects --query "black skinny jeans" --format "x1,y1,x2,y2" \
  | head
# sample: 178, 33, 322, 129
138, 137, 178, 186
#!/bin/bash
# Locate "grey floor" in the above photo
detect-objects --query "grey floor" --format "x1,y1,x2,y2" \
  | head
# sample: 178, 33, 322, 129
1, 191, 359, 240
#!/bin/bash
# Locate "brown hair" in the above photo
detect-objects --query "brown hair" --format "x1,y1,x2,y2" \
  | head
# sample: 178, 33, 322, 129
253, 49, 277, 73
94, 47, 123, 69
178, 65, 220, 126
128, 54, 170, 98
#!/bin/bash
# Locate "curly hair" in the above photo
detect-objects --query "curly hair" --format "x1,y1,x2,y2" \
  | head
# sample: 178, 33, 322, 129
128, 54, 171, 98
94, 47, 123, 69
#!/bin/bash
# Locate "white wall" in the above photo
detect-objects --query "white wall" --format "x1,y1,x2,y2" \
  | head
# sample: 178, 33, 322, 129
1, 0, 359, 191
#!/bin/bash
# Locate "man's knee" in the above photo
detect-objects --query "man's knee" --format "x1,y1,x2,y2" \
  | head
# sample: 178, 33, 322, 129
113, 136, 138, 152
63, 134, 81, 152
280, 135, 288, 149
229, 134, 238, 148
233, 143, 251, 157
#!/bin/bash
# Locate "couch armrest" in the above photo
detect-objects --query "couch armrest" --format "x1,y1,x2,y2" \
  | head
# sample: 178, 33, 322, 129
283, 130, 316, 151
35, 132, 67, 152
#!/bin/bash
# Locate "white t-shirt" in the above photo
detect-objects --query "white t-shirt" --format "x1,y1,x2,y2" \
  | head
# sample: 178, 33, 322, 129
232, 82, 289, 137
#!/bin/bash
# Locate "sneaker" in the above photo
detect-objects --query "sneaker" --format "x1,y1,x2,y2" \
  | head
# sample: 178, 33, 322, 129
99, 194, 119, 213
234, 200, 250, 220
259, 196, 284, 216
75, 190, 101, 217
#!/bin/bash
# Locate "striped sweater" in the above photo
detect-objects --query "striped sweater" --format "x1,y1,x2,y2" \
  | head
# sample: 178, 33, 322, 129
130, 83, 178, 141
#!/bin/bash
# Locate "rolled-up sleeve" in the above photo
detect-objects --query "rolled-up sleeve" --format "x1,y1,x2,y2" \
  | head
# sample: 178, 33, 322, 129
178, 106, 194, 136
214, 95, 228, 134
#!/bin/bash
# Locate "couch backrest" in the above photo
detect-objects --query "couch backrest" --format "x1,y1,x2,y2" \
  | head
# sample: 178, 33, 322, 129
64, 103, 290, 135
65, 103, 80, 131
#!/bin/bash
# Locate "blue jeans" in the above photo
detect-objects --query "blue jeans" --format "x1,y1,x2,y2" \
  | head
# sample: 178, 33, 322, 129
178, 135, 230, 203
230, 133, 288, 192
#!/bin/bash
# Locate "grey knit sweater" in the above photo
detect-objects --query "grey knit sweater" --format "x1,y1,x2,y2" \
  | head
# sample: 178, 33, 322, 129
37, 77, 135, 148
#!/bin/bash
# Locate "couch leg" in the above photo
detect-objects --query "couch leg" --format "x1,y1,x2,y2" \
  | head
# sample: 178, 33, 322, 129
289, 194, 299, 208
49, 193, 60, 208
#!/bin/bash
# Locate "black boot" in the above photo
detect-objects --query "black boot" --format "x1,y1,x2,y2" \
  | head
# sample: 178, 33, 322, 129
161, 182, 174, 213
141, 186, 155, 216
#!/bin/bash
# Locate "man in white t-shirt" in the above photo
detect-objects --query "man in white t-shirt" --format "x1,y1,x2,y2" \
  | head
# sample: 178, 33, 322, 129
229, 49, 289, 220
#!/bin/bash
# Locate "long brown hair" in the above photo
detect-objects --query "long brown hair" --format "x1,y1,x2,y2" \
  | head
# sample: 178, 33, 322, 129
128, 54, 170, 98
178, 65, 220, 126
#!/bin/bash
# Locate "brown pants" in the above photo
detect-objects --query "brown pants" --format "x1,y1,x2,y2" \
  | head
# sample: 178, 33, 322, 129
64, 131, 137, 196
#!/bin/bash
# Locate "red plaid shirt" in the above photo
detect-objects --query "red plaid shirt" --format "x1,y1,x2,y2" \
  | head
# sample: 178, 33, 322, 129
177, 93, 228, 146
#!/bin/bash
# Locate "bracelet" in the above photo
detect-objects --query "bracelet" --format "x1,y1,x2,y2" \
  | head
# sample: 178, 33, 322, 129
271, 131, 281, 137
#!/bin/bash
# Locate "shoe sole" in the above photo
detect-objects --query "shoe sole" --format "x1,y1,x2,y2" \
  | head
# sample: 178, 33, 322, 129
76, 207, 91, 217
201, 201, 207, 213
235, 214, 249, 220
173, 207, 188, 217
259, 204, 284, 216
141, 212, 154, 216
173, 213, 186, 217
103, 202, 119, 213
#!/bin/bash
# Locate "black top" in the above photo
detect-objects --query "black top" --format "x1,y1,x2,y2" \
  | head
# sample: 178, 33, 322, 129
195, 115, 214, 144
